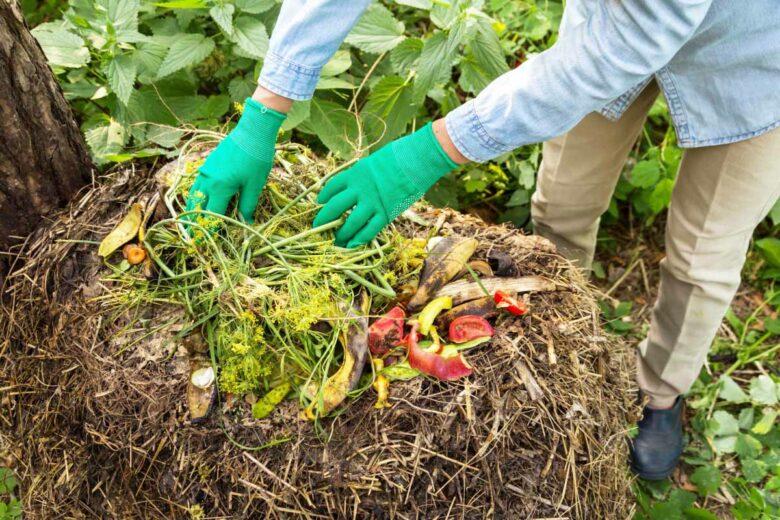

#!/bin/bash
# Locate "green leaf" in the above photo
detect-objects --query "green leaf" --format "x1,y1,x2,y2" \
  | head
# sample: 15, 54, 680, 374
0, 468, 17, 494
720, 375, 749, 403
107, 54, 137, 105
498, 205, 530, 228
195, 95, 230, 121
735, 433, 764, 459
414, 29, 460, 100
742, 458, 768, 483
768, 197, 780, 226
395, 0, 432, 8
306, 99, 358, 159
752, 409, 778, 435
210, 4, 235, 35
506, 189, 530, 208
157, 34, 215, 78
764, 318, 780, 335
228, 75, 256, 102
234, 0, 275, 14
683, 508, 719, 520
649, 178, 675, 214
231, 16, 269, 58
315, 77, 355, 90
320, 50, 352, 77
345, 3, 405, 54
107, 0, 140, 35
650, 489, 697, 520
390, 37, 423, 73
150, 0, 207, 8
85, 119, 128, 162
756, 238, 780, 269
62, 80, 99, 100
146, 125, 183, 148
713, 410, 740, 436
711, 409, 739, 453
362, 75, 417, 147
738, 407, 755, 430
426, 174, 462, 210
134, 42, 168, 83
750, 375, 778, 406
31, 22, 90, 68
281, 99, 310, 131
458, 22, 508, 94
690, 465, 721, 496
629, 159, 662, 188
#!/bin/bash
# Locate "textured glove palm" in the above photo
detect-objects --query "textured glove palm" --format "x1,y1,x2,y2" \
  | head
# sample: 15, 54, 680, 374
313, 123, 458, 247
186, 98, 285, 224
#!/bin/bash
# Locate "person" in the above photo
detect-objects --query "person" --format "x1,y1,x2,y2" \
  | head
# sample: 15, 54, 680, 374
187, 0, 780, 480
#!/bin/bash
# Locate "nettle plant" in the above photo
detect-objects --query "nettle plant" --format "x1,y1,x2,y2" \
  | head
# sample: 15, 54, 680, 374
32, 0, 275, 164
32, 0, 564, 223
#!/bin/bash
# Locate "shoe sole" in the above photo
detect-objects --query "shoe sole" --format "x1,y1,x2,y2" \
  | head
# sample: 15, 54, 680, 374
629, 460, 677, 481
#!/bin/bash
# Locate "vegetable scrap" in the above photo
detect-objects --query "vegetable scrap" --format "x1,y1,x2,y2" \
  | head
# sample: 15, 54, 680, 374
100, 158, 554, 423
494, 290, 529, 316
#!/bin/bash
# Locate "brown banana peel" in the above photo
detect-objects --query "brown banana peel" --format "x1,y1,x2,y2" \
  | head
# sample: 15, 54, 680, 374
436, 296, 499, 331
305, 292, 370, 419
407, 236, 479, 311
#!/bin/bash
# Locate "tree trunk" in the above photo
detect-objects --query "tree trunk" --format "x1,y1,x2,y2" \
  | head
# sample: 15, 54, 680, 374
0, 0, 94, 280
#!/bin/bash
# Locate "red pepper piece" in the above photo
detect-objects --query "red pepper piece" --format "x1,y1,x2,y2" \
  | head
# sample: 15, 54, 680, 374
368, 306, 406, 355
406, 323, 472, 381
448, 315, 494, 344
493, 290, 528, 316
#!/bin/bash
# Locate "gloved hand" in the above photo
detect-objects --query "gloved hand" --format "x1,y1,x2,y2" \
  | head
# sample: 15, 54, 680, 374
313, 122, 458, 247
186, 97, 286, 224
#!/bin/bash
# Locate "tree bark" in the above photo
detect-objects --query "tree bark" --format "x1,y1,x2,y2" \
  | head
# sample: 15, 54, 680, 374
0, 0, 94, 279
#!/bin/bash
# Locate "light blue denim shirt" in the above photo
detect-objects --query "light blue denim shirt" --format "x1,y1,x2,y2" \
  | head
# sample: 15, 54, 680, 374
260, 0, 780, 163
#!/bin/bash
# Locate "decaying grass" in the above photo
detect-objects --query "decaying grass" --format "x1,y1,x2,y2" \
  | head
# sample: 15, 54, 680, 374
0, 148, 638, 518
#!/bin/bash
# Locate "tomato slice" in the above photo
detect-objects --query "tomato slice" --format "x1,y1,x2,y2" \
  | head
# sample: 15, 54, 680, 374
448, 315, 494, 344
493, 290, 528, 316
368, 306, 406, 356
406, 323, 473, 381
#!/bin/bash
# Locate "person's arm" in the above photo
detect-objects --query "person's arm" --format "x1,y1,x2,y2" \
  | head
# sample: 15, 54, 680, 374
258, 0, 372, 102
187, 0, 371, 224
444, 0, 713, 162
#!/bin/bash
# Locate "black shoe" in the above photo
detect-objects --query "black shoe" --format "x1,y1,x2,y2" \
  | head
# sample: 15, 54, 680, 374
629, 396, 684, 480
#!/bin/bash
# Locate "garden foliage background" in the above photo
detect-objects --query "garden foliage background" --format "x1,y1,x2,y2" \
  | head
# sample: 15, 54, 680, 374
8, 0, 780, 518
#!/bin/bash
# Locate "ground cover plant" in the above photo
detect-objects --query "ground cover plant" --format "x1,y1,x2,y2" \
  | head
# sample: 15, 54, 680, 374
595, 223, 780, 519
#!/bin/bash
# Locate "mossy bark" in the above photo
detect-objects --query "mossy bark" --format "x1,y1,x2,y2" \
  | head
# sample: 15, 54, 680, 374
0, 0, 93, 280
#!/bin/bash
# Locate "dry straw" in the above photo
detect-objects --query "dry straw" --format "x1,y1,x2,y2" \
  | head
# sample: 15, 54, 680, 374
0, 146, 637, 518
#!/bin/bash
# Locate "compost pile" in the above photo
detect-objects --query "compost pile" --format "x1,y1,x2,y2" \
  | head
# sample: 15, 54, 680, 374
0, 147, 637, 519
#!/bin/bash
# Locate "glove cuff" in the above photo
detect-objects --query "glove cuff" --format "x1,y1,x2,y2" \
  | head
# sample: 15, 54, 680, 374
230, 97, 287, 160
391, 122, 459, 193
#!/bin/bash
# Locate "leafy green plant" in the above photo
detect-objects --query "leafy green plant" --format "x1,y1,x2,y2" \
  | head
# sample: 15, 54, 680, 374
0, 468, 21, 520
634, 297, 780, 520
599, 299, 635, 335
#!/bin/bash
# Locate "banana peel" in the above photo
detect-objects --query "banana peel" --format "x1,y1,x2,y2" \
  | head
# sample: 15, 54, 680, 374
407, 236, 479, 312
98, 203, 144, 257
436, 297, 498, 331
372, 358, 391, 409
305, 292, 370, 419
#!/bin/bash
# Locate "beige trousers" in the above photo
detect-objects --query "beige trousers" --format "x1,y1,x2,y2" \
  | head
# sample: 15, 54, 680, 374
532, 82, 780, 408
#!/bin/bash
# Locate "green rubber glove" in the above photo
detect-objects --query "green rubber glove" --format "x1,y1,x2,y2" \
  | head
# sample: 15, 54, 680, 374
313, 122, 458, 247
186, 98, 286, 224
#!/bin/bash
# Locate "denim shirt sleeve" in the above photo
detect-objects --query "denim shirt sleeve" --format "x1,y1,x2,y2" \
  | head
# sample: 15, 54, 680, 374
258, 0, 372, 100
445, 0, 713, 163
